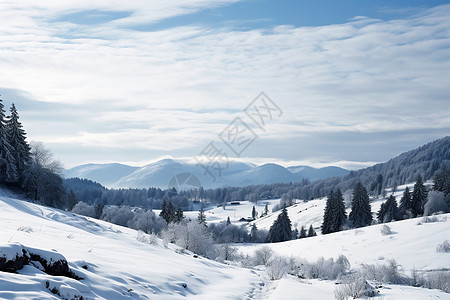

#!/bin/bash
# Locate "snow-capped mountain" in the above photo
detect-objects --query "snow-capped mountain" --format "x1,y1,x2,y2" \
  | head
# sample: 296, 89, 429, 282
64, 163, 138, 187
65, 160, 348, 189
288, 165, 349, 182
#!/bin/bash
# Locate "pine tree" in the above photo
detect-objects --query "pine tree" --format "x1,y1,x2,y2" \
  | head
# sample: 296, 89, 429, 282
349, 182, 373, 228
263, 204, 269, 217
6, 103, 31, 183
226, 216, 231, 225
66, 190, 78, 211
299, 225, 307, 238
160, 200, 176, 223
307, 224, 317, 237
266, 207, 292, 243
378, 195, 398, 223
167, 201, 175, 223
412, 175, 427, 217
321, 190, 334, 234
252, 206, 257, 220
175, 206, 184, 222
433, 167, 450, 195
250, 224, 258, 242
399, 186, 412, 219
198, 207, 207, 226
330, 189, 347, 232
0, 97, 18, 183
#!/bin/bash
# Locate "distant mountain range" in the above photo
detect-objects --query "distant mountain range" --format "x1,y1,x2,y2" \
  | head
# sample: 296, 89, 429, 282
64, 160, 349, 189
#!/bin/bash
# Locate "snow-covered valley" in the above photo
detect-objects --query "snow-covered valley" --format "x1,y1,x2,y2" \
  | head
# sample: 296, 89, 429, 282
1, 189, 449, 299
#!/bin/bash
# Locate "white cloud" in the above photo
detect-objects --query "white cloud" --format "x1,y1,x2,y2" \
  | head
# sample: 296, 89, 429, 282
1, 2, 449, 168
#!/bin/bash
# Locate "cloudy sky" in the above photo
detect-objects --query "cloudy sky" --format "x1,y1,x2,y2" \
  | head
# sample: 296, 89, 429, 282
1, 0, 449, 170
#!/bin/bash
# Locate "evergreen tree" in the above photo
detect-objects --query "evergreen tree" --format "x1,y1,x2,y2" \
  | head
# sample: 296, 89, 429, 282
299, 225, 307, 238
378, 195, 398, 223
6, 103, 31, 183
330, 189, 347, 232
349, 182, 373, 228
263, 204, 269, 217
0, 97, 18, 183
250, 224, 258, 242
198, 207, 207, 226
226, 216, 231, 225
321, 190, 334, 234
167, 201, 175, 223
266, 207, 292, 243
399, 187, 412, 219
160, 200, 176, 223
252, 205, 257, 220
66, 189, 78, 211
307, 224, 317, 237
411, 175, 427, 217
292, 228, 299, 239
175, 206, 184, 222
433, 167, 450, 195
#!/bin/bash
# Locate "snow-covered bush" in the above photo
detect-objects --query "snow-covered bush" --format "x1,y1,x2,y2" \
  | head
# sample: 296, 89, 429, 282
424, 191, 448, 216
334, 274, 376, 300
266, 256, 287, 280
380, 224, 393, 236
71, 202, 96, 218
253, 246, 274, 266
424, 271, 450, 293
298, 255, 350, 280
436, 240, 450, 253
162, 220, 215, 257
361, 259, 404, 284
136, 231, 158, 245
215, 244, 238, 262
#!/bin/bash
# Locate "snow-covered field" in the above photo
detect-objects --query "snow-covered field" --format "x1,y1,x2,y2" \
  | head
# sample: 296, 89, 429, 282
183, 199, 280, 224
1, 185, 449, 299
0, 195, 263, 299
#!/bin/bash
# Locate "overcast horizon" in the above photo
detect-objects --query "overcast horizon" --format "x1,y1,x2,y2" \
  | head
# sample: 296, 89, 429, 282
1, 1, 449, 170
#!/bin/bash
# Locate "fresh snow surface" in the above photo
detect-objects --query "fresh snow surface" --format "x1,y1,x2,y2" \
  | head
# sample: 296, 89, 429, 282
0, 195, 263, 299
239, 213, 450, 272
183, 199, 281, 224
1, 183, 449, 299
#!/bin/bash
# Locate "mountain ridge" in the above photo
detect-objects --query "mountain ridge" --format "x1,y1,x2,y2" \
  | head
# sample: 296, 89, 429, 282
64, 160, 349, 189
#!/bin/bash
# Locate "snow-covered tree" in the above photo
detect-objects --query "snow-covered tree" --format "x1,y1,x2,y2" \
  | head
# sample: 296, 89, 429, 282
330, 189, 347, 232
307, 224, 317, 237
5, 103, 31, 183
412, 175, 427, 217
398, 186, 412, 219
250, 223, 258, 242
252, 205, 257, 220
299, 226, 307, 238
349, 182, 372, 228
159, 200, 176, 224
175, 206, 184, 222
321, 191, 334, 234
377, 195, 398, 223
0, 98, 18, 183
198, 206, 207, 226
424, 191, 448, 215
266, 207, 292, 243
433, 166, 450, 195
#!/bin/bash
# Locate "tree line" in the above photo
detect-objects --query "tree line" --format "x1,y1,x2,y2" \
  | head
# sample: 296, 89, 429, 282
0, 96, 71, 209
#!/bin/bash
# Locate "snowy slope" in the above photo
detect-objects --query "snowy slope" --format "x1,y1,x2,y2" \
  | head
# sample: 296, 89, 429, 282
0, 195, 263, 299
239, 213, 450, 272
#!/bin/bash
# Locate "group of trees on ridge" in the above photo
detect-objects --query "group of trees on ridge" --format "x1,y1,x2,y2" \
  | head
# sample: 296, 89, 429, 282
0, 96, 70, 209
